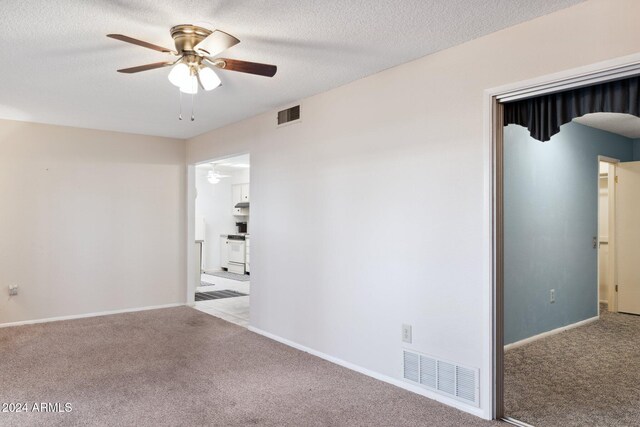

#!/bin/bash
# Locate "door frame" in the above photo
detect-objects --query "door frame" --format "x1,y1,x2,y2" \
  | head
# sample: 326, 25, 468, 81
598, 156, 619, 313
485, 52, 640, 420
186, 152, 251, 307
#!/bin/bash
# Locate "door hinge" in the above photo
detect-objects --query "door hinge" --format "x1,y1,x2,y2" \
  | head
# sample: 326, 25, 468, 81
615, 175, 619, 184
615, 285, 618, 292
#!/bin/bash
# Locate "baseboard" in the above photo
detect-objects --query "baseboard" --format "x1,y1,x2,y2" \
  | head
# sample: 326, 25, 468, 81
504, 316, 599, 351
247, 326, 487, 420
0, 303, 185, 328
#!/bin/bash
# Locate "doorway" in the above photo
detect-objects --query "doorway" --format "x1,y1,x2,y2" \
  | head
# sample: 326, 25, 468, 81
192, 153, 251, 327
598, 158, 617, 314
500, 119, 640, 425
489, 57, 640, 425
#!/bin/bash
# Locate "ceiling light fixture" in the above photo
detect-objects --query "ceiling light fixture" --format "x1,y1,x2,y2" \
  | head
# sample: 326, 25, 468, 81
198, 66, 222, 91
207, 170, 220, 184
107, 24, 278, 122
168, 63, 189, 87
167, 58, 222, 120
168, 63, 220, 94
207, 167, 230, 184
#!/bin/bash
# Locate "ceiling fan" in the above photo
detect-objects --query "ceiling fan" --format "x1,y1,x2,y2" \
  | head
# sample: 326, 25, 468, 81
205, 164, 231, 184
107, 24, 277, 119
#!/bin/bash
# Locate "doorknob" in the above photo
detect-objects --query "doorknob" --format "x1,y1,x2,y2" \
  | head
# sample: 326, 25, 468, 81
593, 236, 597, 249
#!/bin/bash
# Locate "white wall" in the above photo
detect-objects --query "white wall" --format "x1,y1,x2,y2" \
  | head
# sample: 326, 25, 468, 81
186, 0, 640, 419
195, 167, 250, 271
0, 119, 186, 324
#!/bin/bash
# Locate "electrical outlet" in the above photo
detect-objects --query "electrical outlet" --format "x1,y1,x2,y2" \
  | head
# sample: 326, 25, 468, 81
8, 284, 18, 296
402, 324, 412, 343
550, 289, 555, 303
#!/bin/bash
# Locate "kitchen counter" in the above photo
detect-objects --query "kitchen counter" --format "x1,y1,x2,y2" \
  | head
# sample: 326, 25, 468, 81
221, 234, 250, 240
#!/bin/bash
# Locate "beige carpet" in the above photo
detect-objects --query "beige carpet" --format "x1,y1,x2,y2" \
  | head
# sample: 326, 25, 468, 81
0, 307, 499, 427
504, 305, 640, 426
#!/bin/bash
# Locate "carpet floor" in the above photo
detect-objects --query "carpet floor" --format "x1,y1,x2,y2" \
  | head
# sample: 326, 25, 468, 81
0, 307, 499, 427
504, 306, 640, 426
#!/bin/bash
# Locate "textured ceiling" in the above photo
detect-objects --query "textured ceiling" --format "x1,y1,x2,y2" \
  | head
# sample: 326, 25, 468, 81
574, 113, 640, 139
1, 0, 584, 139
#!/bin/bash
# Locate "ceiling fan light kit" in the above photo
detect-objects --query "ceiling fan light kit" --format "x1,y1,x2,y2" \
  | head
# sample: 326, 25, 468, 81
107, 24, 277, 121
198, 66, 222, 91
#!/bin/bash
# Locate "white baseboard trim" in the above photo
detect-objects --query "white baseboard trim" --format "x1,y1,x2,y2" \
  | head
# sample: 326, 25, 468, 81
0, 303, 185, 328
504, 316, 599, 351
247, 326, 487, 420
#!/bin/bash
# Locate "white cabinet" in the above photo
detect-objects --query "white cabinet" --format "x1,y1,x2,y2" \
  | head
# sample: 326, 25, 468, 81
232, 185, 243, 213
241, 183, 249, 202
219, 236, 229, 269
232, 183, 250, 216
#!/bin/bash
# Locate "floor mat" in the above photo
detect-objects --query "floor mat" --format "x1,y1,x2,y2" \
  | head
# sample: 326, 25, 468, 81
195, 290, 248, 301
205, 271, 250, 282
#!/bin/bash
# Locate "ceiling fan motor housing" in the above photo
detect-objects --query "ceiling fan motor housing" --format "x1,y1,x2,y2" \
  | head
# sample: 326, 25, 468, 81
170, 24, 212, 54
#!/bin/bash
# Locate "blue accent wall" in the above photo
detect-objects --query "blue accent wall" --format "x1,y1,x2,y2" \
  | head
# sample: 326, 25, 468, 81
504, 122, 634, 345
633, 138, 640, 161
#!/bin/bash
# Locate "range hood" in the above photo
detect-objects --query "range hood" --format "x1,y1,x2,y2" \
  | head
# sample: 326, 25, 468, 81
235, 202, 249, 209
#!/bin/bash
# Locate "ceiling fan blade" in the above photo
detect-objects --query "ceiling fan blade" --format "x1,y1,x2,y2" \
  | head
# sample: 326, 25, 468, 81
107, 34, 177, 55
211, 58, 277, 77
117, 61, 174, 74
194, 30, 240, 56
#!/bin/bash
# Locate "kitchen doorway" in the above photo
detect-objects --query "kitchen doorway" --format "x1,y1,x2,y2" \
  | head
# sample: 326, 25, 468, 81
192, 153, 251, 327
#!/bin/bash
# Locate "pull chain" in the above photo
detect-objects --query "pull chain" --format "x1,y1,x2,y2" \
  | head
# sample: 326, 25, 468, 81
178, 90, 183, 121
191, 89, 196, 121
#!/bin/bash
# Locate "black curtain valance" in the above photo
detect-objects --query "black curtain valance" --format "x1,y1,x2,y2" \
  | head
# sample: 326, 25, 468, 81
503, 75, 640, 142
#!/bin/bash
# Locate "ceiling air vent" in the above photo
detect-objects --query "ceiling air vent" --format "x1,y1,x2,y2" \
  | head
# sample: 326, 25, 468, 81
277, 105, 301, 126
403, 349, 480, 407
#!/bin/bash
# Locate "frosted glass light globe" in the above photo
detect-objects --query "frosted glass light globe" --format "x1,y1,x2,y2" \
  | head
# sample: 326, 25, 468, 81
199, 66, 222, 91
179, 75, 198, 94
168, 63, 189, 87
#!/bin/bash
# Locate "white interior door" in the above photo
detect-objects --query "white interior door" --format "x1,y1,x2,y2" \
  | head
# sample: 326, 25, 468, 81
616, 161, 640, 315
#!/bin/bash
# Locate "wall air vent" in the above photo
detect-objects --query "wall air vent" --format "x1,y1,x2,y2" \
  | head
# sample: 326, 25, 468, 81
277, 105, 301, 126
402, 350, 480, 407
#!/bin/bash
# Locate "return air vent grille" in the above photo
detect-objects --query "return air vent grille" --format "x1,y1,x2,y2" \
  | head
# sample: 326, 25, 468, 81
419, 355, 436, 388
277, 105, 301, 126
403, 350, 479, 407
403, 351, 419, 382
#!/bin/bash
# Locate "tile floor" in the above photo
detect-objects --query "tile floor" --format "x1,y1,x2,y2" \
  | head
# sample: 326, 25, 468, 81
194, 272, 250, 327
